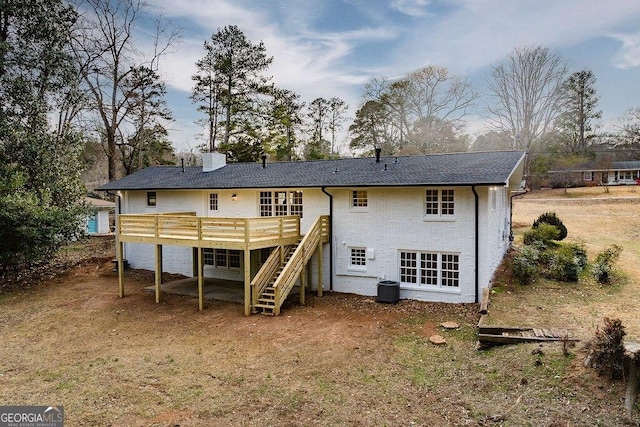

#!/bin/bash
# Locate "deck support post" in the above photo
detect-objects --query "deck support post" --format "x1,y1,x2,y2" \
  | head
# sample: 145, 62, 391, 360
300, 265, 307, 305
155, 244, 163, 304
197, 247, 204, 311
317, 239, 323, 297
117, 240, 124, 298
244, 249, 251, 316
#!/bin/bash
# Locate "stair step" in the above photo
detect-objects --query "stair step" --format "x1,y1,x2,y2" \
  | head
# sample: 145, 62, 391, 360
254, 303, 276, 309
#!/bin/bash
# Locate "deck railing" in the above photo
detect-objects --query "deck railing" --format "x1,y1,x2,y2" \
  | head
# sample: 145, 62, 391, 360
117, 213, 301, 249
271, 215, 329, 315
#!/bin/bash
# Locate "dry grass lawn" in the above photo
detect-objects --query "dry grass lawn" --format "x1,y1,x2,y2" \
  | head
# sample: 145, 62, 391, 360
0, 186, 639, 426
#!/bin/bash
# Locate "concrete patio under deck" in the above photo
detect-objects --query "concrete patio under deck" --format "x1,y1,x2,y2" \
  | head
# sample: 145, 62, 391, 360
144, 278, 245, 304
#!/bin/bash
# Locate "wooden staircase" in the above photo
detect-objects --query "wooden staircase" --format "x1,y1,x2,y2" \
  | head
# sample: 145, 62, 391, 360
250, 215, 329, 316
254, 244, 298, 315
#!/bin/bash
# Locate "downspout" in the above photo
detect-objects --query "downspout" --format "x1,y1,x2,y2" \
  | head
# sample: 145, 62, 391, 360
107, 191, 122, 215
509, 189, 528, 242
471, 186, 479, 304
321, 187, 333, 291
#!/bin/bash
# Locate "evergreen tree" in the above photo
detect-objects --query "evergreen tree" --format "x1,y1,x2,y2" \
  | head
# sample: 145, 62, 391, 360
0, 0, 87, 270
556, 70, 601, 154
192, 25, 273, 161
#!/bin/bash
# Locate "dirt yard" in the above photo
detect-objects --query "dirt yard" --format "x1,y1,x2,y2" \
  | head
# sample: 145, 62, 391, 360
0, 187, 639, 426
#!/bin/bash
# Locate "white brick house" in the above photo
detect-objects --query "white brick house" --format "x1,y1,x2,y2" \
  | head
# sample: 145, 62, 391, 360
99, 150, 525, 314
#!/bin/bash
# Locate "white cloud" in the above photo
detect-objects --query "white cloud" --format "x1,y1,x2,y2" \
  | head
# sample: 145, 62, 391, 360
390, 0, 432, 17
390, 0, 640, 75
611, 32, 640, 69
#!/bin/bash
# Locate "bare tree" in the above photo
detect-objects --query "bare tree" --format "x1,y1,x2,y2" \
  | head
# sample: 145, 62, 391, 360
355, 66, 477, 155
406, 65, 478, 128
72, 0, 179, 181
487, 46, 567, 159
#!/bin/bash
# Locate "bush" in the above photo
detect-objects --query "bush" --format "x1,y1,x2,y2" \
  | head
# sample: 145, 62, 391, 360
532, 212, 568, 241
547, 246, 582, 282
567, 243, 588, 269
512, 245, 540, 285
588, 317, 626, 380
523, 223, 561, 246
592, 245, 622, 284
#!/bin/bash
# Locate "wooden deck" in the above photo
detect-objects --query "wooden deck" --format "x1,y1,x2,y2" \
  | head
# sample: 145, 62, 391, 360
115, 212, 330, 316
118, 213, 302, 250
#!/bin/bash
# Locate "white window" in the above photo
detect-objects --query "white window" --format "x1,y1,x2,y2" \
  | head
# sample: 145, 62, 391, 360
146, 191, 157, 207
209, 193, 218, 211
583, 172, 594, 181
351, 190, 368, 208
441, 254, 460, 287
259, 191, 303, 217
420, 252, 438, 286
425, 189, 454, 217
350, 247, 367, 267
400, 251, 460, 288
619, 171, 635, 180
204, 249, 241, 269
259, 191, 272, 217
400, 252, 418, 284
203, 248, 215, 266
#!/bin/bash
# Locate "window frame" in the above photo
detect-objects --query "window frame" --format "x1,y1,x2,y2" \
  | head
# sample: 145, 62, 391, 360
349, 247, 367, 271
203, 249, 242, 270
209, 193, 218, 211
399, 250, 460, 290
350, 189, 368, 211
146, 191, 157, 207
259, 190, 303, 218
424, 189, 455, 220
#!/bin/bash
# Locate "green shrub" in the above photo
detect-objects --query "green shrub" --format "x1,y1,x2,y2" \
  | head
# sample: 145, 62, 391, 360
512, 245, 540, 285
547, 246, 582, 282
567, 243, 588, 269
523, 223, 560, 246
592, 245, 622, 284
532, 212, 568, 241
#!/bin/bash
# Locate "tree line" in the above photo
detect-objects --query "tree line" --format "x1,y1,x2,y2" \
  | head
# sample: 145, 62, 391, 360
2, 0, 640, 268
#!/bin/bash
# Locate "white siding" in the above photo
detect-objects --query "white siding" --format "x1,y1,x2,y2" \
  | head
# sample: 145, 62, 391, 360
120, 184, 513, 303
328, 187, 477, 303
121, 188, 331, 280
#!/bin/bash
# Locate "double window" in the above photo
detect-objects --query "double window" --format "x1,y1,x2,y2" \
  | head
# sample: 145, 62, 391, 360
425, 189, 454, 217
259, 191, 303, 217
203, 249, 241, 269
399, 251, 459, 288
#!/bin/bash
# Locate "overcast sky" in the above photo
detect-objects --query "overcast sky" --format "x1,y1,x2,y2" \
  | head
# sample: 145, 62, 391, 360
141, 0, 640, 153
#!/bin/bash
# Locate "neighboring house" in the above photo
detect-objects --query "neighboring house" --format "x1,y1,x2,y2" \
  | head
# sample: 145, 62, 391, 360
84, 197, 115, 235
98, 150, 526, 315
549, 161, 640, 187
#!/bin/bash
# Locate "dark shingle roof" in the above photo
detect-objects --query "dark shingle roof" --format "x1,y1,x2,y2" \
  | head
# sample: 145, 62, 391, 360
97, 151, 526, 191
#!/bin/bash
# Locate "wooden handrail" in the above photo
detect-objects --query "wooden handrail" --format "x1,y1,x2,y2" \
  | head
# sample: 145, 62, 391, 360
271, 215, 328, 314
250, 246, 290, 309
118, 214, 301, 246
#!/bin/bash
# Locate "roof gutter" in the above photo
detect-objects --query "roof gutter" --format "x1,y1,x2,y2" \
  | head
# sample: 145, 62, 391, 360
471, 185, 479, 304
321, 186, 333, 292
